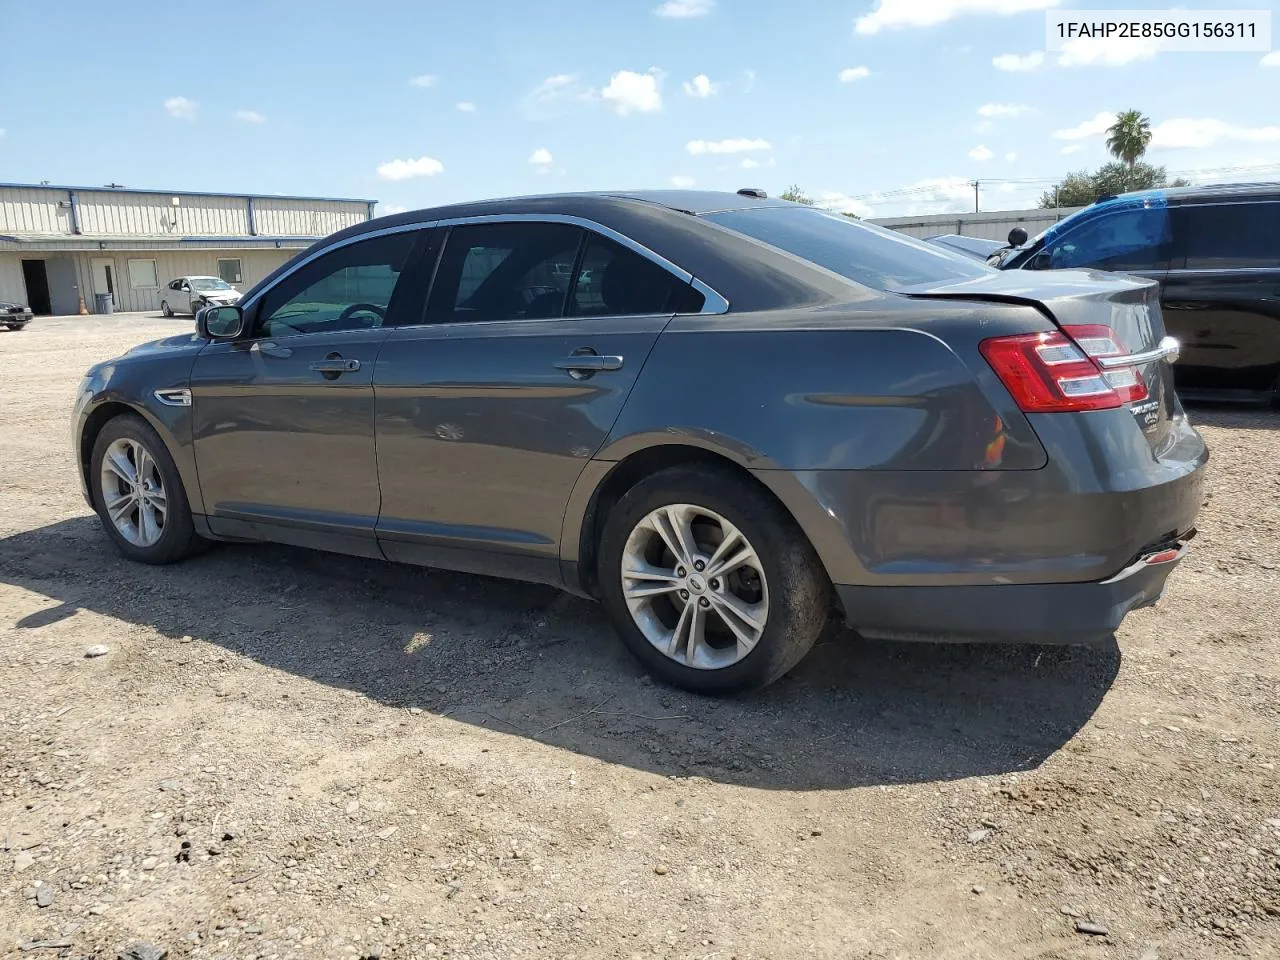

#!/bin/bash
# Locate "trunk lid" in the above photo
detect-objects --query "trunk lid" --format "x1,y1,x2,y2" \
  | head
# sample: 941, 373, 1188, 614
901, 268, 1180, 454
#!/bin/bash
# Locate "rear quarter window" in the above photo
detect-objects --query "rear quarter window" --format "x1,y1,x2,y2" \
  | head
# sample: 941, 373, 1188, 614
704, 206, 992, 292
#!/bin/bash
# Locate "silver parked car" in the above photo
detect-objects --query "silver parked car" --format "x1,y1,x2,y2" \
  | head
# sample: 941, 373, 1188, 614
160, 276, 242, 317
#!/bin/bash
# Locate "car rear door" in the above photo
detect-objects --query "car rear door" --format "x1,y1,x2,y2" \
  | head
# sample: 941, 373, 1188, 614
190, 229, 429, 556
373, 219, 704, 583
1159, 200, 1280, 396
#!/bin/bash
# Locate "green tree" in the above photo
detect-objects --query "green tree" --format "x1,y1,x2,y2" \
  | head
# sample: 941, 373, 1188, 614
779, 184, 815, 205
1038, 161, 1186, 209
1106, 109, 1154, 190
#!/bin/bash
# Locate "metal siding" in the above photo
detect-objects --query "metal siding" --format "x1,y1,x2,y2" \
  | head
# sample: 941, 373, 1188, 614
0, 254, 25, 303
0, 187, 73, 235
870, 207, 1084, 241
253, 198, 368, 236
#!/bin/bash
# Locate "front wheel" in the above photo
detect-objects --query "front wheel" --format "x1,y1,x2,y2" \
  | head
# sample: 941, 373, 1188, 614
598, 466, 831, 695
90, 414, 202, 564
161, 300, 173, 317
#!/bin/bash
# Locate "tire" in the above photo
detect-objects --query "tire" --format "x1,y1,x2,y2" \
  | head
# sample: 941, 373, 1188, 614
90, 414, 202, 564
161, 301, 173, 317
597, 465, 831, 695
5, 323, 23, 331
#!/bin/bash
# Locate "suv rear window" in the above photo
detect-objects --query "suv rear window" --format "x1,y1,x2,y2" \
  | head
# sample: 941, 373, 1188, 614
704, 206, 991, 291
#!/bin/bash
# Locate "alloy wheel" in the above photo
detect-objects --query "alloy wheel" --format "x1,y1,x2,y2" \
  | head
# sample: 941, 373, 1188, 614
620, 503, 769, 670
99, 437, 168, 547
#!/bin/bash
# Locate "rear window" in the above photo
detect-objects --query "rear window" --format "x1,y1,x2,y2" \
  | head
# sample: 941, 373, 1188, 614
704, 206, 992, 291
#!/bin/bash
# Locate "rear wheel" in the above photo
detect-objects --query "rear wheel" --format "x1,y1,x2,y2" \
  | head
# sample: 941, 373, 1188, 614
90, 414, 202, 564
598, 466, 831, 694
161, 300, 173, 317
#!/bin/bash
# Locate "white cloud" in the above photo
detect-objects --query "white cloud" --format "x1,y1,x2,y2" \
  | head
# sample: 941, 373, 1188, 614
838, 66, 871, 82
164, 96, 197, 120
1005, 151, 1017, 162
670, 175, 696, 187
1060, 144, 1083, 155
523, 73, 594, 118
409, 74, 437, 88
456, 102, 476, 112
978, 102, 1029, 118
376, 156, 444, 181
992, 51, 1044, 71
683, 74, 718, 97
686, 137, 771, 155
654, 0, 713, 17
1262, 51, 1280, 67
233, 110, 266, 124
856, 0, 1058, 34
740, 157, 759, 169
602, 69, 663, 115
1053, 111, 1116, 140
379, 204, 409, 216
816, 191, 874, 218
528, 147, 554, 165
968, 144, 994, 161
1151, 118, 1280, 150
1057, 36, 1157, 67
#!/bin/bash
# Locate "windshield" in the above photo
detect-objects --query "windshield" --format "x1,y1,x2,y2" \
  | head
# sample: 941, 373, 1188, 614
705, 206, 992, 292
191, 278, 233, 291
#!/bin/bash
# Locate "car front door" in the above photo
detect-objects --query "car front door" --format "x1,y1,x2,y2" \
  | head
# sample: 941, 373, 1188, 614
373, 220, 705, 584
190, 229, 428, 556
1160, 201, 1280, 396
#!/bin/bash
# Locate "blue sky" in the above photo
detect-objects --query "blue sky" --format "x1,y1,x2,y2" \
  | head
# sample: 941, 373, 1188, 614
1, 0, 1277, 216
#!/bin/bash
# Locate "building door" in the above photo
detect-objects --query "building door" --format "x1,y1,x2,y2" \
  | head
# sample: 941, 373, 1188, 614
20, 259, 52, 314
90, 257, 118, 308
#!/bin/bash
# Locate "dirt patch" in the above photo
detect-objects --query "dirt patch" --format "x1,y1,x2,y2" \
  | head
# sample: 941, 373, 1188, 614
2, 318, 1278, 959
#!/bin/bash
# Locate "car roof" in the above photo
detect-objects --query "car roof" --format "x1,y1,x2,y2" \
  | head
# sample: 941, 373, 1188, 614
1108, 182, 1280, 205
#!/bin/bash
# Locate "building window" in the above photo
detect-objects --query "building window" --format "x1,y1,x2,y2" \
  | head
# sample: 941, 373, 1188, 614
127, 259, 159, 289
217, 258, 243, 284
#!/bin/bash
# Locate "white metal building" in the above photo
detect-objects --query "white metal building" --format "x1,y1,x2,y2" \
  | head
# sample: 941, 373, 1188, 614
869, 206, 1085, 240
0, 183, 375, 315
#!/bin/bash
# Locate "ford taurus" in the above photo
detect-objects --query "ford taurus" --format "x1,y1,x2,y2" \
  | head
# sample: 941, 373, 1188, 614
72, 190, 1208, 693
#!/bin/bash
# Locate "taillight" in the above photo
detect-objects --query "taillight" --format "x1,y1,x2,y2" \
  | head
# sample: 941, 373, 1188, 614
981, 325, 1149, 413
1061, 324, 1149, 403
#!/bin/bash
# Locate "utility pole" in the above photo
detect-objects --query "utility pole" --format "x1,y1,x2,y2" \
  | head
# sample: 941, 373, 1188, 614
970, 180, 980, 213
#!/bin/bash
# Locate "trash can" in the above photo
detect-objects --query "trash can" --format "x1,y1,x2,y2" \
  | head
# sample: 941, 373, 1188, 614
94, 293, 115, 315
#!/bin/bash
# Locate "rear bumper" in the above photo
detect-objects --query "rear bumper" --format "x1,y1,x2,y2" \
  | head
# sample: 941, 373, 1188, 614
836, 540, 1189, 645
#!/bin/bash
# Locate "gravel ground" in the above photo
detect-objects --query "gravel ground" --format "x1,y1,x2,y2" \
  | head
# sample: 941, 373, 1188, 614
1, 316, 1278, 960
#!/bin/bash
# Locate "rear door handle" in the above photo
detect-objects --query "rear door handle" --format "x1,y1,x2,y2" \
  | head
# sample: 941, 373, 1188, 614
310, 354, 361, 379
553, 354, 623, 372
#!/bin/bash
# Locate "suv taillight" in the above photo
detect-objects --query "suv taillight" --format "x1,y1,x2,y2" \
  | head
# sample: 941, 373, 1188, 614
980, 324, 1147, 413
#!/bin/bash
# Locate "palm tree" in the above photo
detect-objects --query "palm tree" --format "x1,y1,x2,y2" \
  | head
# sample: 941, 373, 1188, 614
1106, 110, 1153, 191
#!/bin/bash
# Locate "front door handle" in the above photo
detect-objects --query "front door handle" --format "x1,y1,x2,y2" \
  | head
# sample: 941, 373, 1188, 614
310, 354, 361, 379
553, 354, 624, 373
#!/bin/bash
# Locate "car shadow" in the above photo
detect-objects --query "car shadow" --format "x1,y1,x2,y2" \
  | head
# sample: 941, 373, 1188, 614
1, 516, 1120, 791
1183, 402, 1278, 431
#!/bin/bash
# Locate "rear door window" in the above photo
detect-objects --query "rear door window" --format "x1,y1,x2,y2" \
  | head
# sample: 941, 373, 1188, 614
704, 206, 991, 291
568, 234, 703, 316
425, 222, 583, 324
1177, 202, 1280, 269
1044, 206, 1173, 271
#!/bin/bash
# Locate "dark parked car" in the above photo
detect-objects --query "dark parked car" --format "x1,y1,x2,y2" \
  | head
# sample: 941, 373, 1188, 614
1, 299, 34, 330
72, 190, 1206, 693
994, 183, 1280, 404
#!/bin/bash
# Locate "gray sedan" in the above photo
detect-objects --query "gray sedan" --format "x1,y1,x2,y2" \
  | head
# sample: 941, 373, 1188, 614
72, 190, 1206, 694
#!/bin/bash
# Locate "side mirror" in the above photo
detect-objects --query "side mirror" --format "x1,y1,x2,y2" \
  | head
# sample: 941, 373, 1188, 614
1008, 227, 1029, 247
198, 304, 244, 339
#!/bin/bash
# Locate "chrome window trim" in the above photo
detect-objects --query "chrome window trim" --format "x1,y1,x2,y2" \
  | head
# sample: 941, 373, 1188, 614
241, 213, 729, 316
